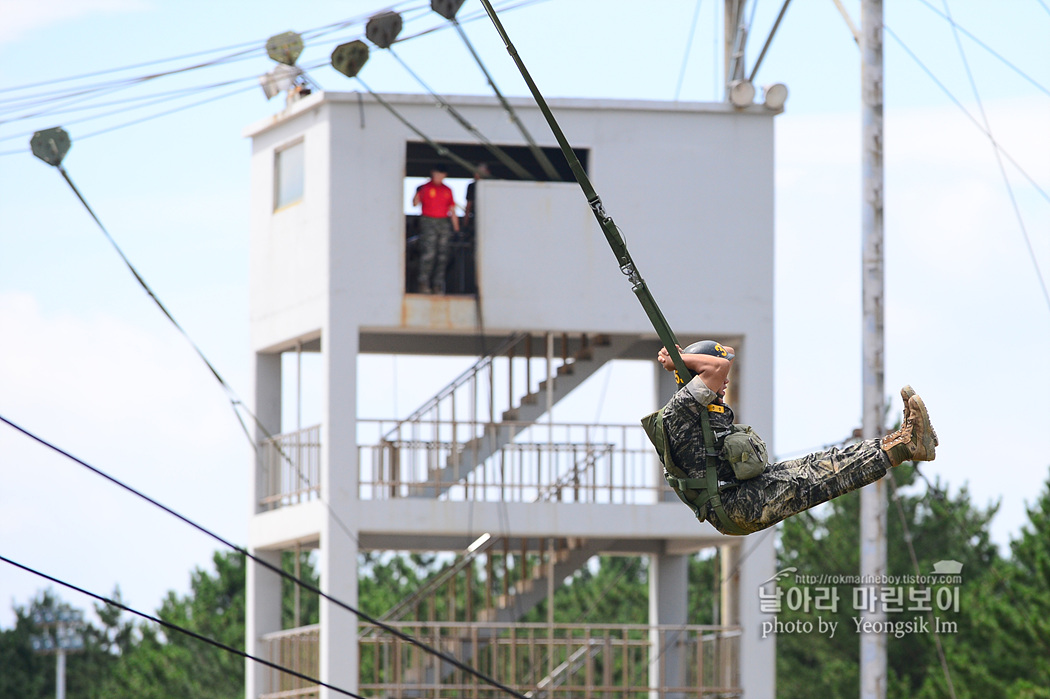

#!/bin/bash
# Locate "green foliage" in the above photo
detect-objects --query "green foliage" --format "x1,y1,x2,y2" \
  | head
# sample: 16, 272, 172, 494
6, 468, 1050, 697
0, 598, 50, 698
0, 552, 248, 699
0, 588, 131, 699
282, 549, 320, 628
359, 552, 433, 617
916, 471, 1050, 697
523, 556, 649, 624
774, 463, 1002, 699
98, 550, 246, 699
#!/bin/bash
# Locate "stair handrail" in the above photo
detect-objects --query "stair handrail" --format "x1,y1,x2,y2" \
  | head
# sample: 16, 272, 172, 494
358, 533, 499, 638
524, 639, 605, 699
381, 331, 528, 442
533, 444, 613, 502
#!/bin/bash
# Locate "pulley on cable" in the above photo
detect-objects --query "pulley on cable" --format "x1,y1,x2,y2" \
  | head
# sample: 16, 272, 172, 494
259, 31, 317, 102
365, 11, 402, 50
30, 126, 71, 167
330, 39, 478, 175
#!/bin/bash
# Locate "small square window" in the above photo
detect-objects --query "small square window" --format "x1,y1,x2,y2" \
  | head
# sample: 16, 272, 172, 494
274, 140, 304, 210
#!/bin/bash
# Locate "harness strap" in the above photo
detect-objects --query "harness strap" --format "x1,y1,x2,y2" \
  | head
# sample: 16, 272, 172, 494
642, 406, 748, 536
698, 408, 749, 536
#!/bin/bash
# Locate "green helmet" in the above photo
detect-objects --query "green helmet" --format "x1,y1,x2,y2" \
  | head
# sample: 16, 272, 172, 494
683, 340, 734, 361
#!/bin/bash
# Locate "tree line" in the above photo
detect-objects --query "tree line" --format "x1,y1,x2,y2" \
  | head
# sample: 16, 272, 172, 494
2, 466, 1048, 698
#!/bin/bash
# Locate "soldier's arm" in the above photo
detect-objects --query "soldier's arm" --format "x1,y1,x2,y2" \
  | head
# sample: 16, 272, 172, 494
658, 347, 732, 395
657, 347, 732, 374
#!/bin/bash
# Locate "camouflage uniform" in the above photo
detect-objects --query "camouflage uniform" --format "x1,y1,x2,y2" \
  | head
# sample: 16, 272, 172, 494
418, 216, 452, 293
662, 376, 889, 535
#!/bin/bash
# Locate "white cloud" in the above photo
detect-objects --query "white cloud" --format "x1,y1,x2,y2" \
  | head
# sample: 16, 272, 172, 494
773, 96, 1050, 550
0, 292, 249, 627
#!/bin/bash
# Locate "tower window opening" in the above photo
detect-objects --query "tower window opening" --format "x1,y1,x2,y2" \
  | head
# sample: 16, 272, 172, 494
274, 139, 305, 211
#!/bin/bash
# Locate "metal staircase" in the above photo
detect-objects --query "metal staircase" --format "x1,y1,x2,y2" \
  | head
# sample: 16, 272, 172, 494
258, 331, 738, 699
377, 331, 637, 498
394, 535, 608, 691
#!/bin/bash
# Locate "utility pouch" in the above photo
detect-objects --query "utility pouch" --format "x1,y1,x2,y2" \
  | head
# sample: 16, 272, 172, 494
721, 424, 769, 480
641, 409, 710, 522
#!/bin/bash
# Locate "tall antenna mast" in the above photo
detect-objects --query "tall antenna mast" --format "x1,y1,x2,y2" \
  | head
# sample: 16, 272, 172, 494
859, 0, 887, 697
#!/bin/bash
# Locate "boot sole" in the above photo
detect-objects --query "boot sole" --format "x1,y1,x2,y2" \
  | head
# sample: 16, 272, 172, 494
909, 393, 937, 461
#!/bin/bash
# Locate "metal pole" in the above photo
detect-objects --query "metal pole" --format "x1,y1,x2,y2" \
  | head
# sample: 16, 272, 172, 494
296, 341, 302, 433
56, 647, 66, 699
859, 1, 886, 698
294, 541, 302, 628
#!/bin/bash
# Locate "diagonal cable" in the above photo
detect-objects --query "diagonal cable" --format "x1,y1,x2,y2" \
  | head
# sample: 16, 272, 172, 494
748, 0, 794, 84
38, 159, 361, 548
446, 17, 561, 180
911, 0, 1050, 312
53, 164, 254, 443
355, 76, 478, 173
0, 413, 532, 699
0, 554, 365, 699
386, 47, 535, 179
884, 468, 957, 698
915, 0, 1050, 97
0, 0, 551, 159
882, 25, 1050, 208
675, 0, 704, 101
0, 79, 257, 145
937, 0, 1050, 314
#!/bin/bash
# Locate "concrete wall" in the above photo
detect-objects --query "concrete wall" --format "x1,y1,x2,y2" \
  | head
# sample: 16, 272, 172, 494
245, 91, 774, 346
244, 90, 777, 698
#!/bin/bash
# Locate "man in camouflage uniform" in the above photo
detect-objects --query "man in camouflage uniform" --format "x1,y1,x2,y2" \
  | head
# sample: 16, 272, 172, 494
647, 341, 937, 535
413, 166, 459, 294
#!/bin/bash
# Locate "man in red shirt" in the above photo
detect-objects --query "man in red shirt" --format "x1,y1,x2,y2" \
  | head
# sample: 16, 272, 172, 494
412, 166, 459, 294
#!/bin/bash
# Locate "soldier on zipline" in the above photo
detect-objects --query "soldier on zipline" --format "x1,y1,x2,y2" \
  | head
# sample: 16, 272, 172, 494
642, 341, 938, 535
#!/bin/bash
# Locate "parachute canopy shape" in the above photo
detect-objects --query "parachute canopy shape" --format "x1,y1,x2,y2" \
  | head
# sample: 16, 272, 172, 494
432, 0, 466, 20
366, 11, 403, 49
31, 127, 71, 167
266, 31, 303, 66
331, 40, 369, 78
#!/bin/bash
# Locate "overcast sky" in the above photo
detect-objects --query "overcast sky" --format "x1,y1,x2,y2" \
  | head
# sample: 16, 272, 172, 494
1, 0, 1048, 630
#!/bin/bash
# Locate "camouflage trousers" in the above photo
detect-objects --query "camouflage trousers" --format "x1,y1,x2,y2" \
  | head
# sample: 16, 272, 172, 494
662, 379, 890, 535
418, 216, 451, 293
714, 439, 889, 534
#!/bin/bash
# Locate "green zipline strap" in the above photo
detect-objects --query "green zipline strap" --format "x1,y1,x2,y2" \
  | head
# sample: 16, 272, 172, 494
478, 0, 692, 385
698, 408, 749, 536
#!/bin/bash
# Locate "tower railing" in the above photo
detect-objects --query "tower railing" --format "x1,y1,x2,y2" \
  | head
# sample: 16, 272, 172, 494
259, 622, 742, 699
360, 419, 658, 504
260, 424, 322, 510
258, 419, 658, 510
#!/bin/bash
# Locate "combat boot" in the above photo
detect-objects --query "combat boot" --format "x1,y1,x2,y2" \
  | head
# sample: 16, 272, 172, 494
900, 385, 938, 446
882, 391, 937, 467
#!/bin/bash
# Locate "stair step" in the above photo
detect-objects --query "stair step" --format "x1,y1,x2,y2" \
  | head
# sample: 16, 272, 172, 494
404, 334, 636, 500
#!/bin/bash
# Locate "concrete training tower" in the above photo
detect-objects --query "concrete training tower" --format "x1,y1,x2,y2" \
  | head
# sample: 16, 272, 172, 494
243, 90, 778, 698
